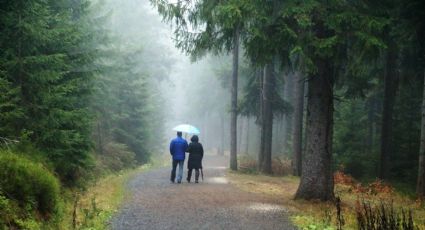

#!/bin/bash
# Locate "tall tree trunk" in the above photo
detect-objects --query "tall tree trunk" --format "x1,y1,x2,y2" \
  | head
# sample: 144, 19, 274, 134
282, 72, 294, 151
272, 117, 281, 155
245, 117, 250, 155
379, 40, 398, 180
258, 122, 264, 168
292, 72, 305, 176
302, 79, 309, 154
238, 116, 243, 154
218, 114, 225, 156
260, 63, 274, 174
295, 59, 334, 201
258, 68, 265, 170
417, 69, 425, 199
366, 97, 374, 151
230, 25, 240, 170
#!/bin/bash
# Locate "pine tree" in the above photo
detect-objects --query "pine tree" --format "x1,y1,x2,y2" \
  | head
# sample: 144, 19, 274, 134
0, 0, 96, 185
291, 71, 305, 176
151, 0, 255, 170
285, 0, 387, 200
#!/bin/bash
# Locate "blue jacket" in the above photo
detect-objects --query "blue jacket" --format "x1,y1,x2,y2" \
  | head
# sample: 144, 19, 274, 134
169, 136, 188, 160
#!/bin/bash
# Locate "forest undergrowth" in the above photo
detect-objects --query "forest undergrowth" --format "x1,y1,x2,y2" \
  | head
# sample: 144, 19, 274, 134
0, 148, 168, 230
65, 154, 169, 230
228, 157, 425, 230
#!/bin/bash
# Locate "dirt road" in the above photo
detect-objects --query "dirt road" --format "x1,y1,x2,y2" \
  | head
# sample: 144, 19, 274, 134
111, 155, 296, 230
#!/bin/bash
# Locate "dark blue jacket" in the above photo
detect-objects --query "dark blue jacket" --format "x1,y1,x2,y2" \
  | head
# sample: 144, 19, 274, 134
169, 136, 188, 160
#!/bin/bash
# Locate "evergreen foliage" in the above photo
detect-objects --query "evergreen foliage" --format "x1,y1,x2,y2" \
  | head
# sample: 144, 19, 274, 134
0, 0, 94, 185
0, 0, 164, 184
0, 2, 166, 227
151, 0, 425, 197
92, 45, 154, 163
239, 67, 291, 119
0, 151, 60, 222
1, 0, 425, 228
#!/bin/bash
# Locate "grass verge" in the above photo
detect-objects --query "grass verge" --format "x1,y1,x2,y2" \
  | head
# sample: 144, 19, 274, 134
227, 171, 425, 230
64, 154, 169, 230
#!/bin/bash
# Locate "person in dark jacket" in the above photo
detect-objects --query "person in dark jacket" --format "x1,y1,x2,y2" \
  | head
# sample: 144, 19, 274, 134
169, 131, 188, 183
186, 135, 204, 183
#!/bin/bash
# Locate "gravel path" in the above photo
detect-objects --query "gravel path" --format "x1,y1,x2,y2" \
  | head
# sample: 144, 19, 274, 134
111, 155, 296, 230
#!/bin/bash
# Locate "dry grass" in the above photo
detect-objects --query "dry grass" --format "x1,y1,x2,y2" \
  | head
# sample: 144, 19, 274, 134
238, 155, 292, 176
227, 171, 425, 230
70, 154, 170, 229
72, 164, 150, 229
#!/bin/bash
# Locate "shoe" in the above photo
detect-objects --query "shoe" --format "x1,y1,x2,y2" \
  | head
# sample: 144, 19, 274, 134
187, 178, 190, 183
195, 180, 198, 183
170, 180, 175, 183
177, 180, 181, 184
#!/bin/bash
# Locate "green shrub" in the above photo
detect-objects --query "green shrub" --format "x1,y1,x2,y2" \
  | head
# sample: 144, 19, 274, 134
0, 151, 60, 219
0, 193, 16, 228
0, 193, 42, 230
96, 142, 136, 174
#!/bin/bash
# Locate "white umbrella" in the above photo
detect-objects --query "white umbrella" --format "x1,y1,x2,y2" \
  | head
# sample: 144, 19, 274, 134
172, 124, 200, 135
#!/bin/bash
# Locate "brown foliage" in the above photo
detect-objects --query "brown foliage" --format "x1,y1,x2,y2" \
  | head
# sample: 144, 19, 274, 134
363, 180, 394, 195
334, 171, 356, 186
334, 171, 394, 196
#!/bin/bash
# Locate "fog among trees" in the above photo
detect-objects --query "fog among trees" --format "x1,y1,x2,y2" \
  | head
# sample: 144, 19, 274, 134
1, 0, 424, 228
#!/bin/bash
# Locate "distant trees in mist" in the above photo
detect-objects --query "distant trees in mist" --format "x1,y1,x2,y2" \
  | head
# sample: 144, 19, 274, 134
152, 0, 425, 200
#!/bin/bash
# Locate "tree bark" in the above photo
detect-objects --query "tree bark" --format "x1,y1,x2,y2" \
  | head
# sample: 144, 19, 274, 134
379, 40, 398, 180
258, 67, 265, 170
238, 116, 243, 154
245, 117, 250, 155
292, 72, 305, 176
260, 63, 274, 174
366, 97, 374, 151
417, 69, 425, 199
230, 25, 240, 170
282, 72, 294, 150
295, 59, 334, 201
218, 114, 224, 156
302, 79, 309, 154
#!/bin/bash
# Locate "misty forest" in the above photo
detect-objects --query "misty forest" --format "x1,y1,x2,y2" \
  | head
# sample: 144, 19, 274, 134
0, 0, 424, 229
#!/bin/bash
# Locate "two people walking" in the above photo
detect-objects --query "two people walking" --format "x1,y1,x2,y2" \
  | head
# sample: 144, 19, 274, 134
169, 131, 204, 183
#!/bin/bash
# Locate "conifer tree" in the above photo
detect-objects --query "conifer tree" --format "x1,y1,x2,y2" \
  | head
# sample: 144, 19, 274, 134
0, 0, 96, 185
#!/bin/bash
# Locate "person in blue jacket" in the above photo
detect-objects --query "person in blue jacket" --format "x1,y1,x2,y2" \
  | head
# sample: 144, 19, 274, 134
169, 131, 188, 183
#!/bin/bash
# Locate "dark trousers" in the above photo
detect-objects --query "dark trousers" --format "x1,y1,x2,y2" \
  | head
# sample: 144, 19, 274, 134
171, 160, 184, 182
187, 168, 200, 182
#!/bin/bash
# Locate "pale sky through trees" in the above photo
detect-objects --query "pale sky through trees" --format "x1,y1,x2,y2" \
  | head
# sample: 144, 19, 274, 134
105, 0, 225, 143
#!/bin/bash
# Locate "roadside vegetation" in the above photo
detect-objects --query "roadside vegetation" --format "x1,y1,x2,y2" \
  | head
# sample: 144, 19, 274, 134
0, 146, 167, 230
229, 157, 425, 230
0, 151, 61, 230
0, 148, 134, 230
0, 0, 168, 229
2, 0, 425, 229
68, 164, 152, 230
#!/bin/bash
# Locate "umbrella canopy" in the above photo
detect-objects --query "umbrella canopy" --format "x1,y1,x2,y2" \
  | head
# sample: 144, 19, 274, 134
172, 124, 200, 135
